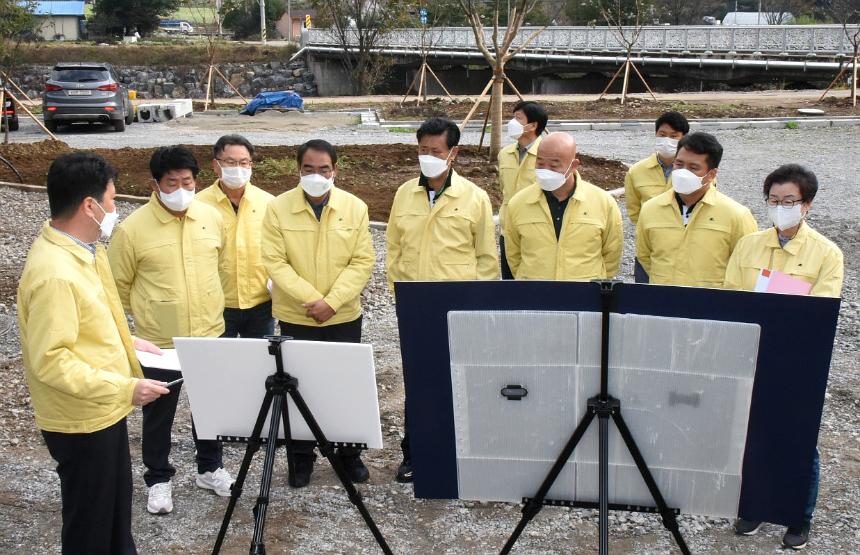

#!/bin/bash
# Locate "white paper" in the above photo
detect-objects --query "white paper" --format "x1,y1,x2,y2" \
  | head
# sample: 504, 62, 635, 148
174, 337, 384, 449
136, 348, 181, 371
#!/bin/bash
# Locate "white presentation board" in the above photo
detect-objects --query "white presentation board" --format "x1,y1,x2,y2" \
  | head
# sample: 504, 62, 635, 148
173, 337, 384, 449
447, 311, 760, 518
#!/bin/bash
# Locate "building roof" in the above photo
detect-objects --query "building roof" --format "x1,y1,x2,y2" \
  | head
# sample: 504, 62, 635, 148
27, 1, 86, 17
722, 12, 794, 25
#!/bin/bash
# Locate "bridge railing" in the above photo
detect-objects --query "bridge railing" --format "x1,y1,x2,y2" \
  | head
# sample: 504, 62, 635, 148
306, 25, 860, 56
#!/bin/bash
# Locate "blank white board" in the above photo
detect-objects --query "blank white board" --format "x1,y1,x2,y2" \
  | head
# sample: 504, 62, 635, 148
174, 337, 383, 449
447, 310, 759, 518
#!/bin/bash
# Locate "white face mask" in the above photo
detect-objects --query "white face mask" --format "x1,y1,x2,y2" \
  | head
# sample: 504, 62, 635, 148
300, 173, 334, 197
768, 204, 804, 231
156, 180, 195, 212
91, 200, 119, 239
507, 118, 525, 139
218, 163, 252, 189
535, 160, 574, 192
418, 152, 452, 179
671, 168, 707, 195
655, 136, 679, 159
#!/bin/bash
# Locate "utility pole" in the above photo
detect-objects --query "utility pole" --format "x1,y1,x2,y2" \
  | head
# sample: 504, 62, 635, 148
259, 0, 267, 44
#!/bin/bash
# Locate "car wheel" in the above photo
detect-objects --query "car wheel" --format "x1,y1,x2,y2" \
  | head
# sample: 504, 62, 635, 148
125, 109, 133, 125
44, 120, 58, 133
9, 117, 18, 132
113, 117, 126, 132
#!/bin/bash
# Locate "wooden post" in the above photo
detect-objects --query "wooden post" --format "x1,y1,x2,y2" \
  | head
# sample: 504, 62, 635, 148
503, 75, 525, 101
478, 92, 492, 151
416, 64, 427, 106
203, 65, 214, 111
628, 61, 657, 101
0, 72, 34, 104
425, 64, 453, 99
620, 58, 632, 105
598, 63, 626, 100
400, 68, 421, 105
6, 89, 59, 141
818, 65, 847, 102
212, 66, 249, 103
0, 88, 6, 144
459, 78, 494, 130
852, 55, 858, 107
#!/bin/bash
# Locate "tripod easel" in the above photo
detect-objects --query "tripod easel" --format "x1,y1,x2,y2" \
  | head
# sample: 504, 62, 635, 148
212, 336, 392, 555
598, 58, 658, 105
203, 64, 249, 112
499, 281, 690, 555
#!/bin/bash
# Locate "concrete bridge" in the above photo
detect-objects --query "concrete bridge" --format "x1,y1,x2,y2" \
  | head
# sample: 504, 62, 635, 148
297, 25, 860, 96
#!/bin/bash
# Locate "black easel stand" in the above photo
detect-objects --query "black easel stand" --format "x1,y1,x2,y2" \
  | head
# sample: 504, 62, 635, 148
212, 336, 393, 555
500, 281, 691, 555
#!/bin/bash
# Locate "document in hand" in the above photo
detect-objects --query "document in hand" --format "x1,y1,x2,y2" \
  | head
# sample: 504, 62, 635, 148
136, 348, 181, 371
754, 268, 812, 296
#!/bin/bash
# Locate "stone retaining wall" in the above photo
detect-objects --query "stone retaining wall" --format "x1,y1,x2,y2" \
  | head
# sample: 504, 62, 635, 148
11, 59, 317, 101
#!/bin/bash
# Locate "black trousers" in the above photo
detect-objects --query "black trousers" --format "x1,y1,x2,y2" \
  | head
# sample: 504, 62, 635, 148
42, 418, 137, 555
222, 300, 275, 339
279, 316, 363, 459
499, 235, 515, 280
141, 365, 223, 486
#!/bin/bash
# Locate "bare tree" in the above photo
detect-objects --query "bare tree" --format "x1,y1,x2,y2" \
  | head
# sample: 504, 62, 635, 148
759, 0, 814, 24
597, 0, 656, 105
314, 0, 409, 95
824, 0, 860, 106
401, 2, 454, 105
456, 0, 552, 158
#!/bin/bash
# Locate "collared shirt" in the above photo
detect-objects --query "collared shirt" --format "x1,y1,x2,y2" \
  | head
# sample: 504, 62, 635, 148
724, 223, 843, 297
386, 170, 499, 292
108, 195, 225, 348
420, 171, 453, 208
518, 139, 537, 162
18, 222, 143, 433
498, 136, 542, 229
262, 186, 374, 327
308, 195, 329, 221
674, 192, 703, 226
52, 226, 97, 256
657, 156, 673, 180
197, 180, 275, 310
543, 186, 574, 240
636, 185, 758, 288
504, 172, 623, 281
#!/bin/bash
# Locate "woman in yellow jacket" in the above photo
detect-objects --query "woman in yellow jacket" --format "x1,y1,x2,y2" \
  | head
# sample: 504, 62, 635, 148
725, 164, 843, 550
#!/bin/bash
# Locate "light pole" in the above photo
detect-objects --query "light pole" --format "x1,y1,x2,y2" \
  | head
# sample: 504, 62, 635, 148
259, 0, 267, 44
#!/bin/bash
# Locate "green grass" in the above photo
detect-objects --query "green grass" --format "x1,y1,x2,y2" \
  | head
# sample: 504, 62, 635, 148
255, 157, 298, 180
387, 127, 415, 133
785, 121, 800, 130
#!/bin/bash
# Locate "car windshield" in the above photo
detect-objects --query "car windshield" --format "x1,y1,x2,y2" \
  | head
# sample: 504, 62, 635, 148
51, 68, 110, 83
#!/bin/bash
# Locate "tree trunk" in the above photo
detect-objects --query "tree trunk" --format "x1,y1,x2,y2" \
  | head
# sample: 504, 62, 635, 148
490, 66, 505, 160
621, 54, 632, 106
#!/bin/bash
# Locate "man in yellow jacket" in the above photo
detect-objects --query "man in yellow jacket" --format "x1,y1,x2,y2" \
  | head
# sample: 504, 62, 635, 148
108, 146, 232, 515
386, 117, 499, 483
725, 164, 842, 550
504, 132, 622, 280
18, 153, 168, 554
636, 132, 758, 288
625, 111, 689, 282
198, 135, 275, 338
262, 139, 375, 488
498, 101, 547, 278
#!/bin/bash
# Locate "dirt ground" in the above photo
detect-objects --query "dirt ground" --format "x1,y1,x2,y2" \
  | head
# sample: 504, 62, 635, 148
0, 141, 627, 221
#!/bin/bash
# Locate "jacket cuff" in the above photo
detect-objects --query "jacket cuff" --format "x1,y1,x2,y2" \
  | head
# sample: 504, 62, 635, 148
323, 292, 343, 313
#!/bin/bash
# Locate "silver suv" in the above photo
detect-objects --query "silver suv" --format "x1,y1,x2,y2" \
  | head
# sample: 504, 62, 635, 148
43, 62, 134, 133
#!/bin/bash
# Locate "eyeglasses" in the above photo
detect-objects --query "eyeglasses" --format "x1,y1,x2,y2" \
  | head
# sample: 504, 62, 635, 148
217, 158, 253, 169
765, 198, 803, 208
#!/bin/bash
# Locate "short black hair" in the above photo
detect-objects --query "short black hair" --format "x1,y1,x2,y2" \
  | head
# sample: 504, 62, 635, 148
296, 139, 337, 167
47, 153, 117, 219
416, 117, 460, 149
676, 132, 723, 169
513, 101, 549, 135
213, 134, 255, 159
655, 111, 690, 135
149, 146, 200, 182
763, 164, 818, 202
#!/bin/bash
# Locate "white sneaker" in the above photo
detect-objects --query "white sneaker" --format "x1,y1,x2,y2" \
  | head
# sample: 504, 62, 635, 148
196, 467, 234, 497
147, 481, 173, 514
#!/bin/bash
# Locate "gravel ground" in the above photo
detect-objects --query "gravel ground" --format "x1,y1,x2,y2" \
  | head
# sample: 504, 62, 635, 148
0, 126, 858, 554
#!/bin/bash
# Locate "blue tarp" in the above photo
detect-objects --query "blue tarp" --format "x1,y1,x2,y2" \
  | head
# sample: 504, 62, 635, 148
239, 91, 304, 116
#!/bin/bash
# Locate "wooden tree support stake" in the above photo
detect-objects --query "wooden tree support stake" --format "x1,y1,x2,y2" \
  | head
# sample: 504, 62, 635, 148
6, 89, 58, 141
459, 78, 494, 130
212, 66, 249, 104
203, 65, 215, 112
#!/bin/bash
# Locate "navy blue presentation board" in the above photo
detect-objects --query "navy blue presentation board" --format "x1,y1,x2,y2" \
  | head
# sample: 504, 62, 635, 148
394, 280, 841, 527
